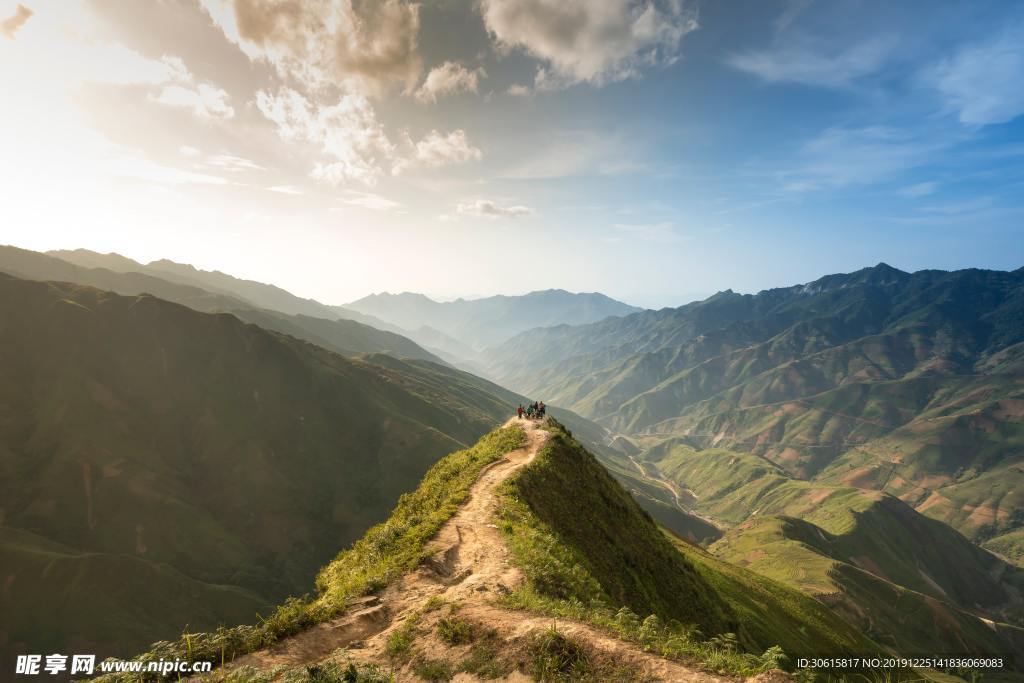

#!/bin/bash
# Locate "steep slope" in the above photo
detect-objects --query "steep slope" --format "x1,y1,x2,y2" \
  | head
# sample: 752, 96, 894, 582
342, 289, 642, 350
495, 421, 871, 662
2, 246, 443, 363
0, 273, 516, 665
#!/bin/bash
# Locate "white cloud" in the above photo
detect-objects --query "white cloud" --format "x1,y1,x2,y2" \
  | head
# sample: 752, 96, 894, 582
155, 83, 235, 119
613, 221, 685, 243
456, 199, 535, 219
268, 185, 303, 194
727, 36, 894, 88
920, 196, 994, 215
925, 26, 1024, 125
1, 3, 33, 40
501, 130, 642, 179
415, 61, 485, 103
779, 126, 955, 192
480, 0, 697, 88
897, 181, 938, 198
107, 154, 228, 185
257, 87, 481, 185
407, 129, 482, 168
257, 86, 396, 186
205, 154, 265, 172
339, 191, 401, 211
506, 83, 531, 96
199, 0, 422, 96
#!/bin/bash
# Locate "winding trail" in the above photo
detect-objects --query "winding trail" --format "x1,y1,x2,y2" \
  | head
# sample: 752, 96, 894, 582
215, 419, 736, 682
626, 454, 724, 531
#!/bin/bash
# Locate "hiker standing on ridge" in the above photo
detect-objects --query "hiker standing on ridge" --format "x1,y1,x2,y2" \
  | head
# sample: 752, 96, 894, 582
517, 404, 524, 419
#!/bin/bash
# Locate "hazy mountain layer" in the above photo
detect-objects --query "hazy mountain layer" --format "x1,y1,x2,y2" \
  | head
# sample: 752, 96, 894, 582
2, 246, 443, 363
342, 289, 642, 350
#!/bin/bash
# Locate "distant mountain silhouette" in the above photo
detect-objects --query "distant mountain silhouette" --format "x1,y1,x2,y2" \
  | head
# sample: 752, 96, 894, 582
2, 246, 441, 363
342, 289, 642, 350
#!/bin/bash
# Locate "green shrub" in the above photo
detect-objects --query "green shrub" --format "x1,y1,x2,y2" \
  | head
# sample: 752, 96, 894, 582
527, 626, 591, 681
410, 656, 453, 682
437, 616, 476, 645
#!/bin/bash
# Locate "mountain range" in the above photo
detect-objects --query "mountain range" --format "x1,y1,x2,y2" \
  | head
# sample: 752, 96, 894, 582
482, 264, 1024, 556
5, 247, 1024, 679
342, 289, 642, 352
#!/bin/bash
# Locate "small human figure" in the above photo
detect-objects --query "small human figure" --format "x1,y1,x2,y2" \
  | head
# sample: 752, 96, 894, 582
517, 404, 524, 419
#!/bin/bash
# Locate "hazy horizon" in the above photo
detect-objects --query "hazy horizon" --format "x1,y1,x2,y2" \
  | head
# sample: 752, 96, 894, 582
11, 242, 1022, 312
3, 0, 1023, 309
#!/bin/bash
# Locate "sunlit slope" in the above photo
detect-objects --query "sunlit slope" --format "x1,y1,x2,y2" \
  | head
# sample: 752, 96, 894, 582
0, 245, 444, 362
0, 273, 514, 661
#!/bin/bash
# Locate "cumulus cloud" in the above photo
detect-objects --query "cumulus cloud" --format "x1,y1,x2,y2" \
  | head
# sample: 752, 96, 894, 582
200, 0, 422, 96
456, 198, 534, 218
480, 0, 697, 88
727, 36, 895, 88
406, 129, 482, 168
925, 26, 1024, 125
0, 3, 33, 40
415, 61, 485, 103
257, 86, 396, 185
257, 86, 481, 185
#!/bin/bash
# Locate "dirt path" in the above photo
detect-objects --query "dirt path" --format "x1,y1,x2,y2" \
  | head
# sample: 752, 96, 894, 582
626, 454, 724, 532
216, 419, 736, 682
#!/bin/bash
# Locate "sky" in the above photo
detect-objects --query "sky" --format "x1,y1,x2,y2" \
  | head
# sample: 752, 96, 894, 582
1, 0, 1023, 309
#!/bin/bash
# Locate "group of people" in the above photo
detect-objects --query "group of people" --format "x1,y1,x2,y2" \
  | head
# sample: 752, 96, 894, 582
517, 401, 546, 420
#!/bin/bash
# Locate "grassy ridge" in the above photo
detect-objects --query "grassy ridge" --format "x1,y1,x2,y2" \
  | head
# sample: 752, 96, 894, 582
313, 425, 525, 605
498, 422, 735, 637
494, 420, 869, 674
94, 424, 525, 680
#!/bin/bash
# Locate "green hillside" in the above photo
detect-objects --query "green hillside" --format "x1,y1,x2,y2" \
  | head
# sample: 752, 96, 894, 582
0, 273, 517, 663
629, 439, 1024, 660
495, 421, 873, 669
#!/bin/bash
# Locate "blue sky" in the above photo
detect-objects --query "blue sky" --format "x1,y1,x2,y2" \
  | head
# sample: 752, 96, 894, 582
1, 0, 1022, 308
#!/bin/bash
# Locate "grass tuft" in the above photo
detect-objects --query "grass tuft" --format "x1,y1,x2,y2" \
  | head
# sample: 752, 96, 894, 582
527, 625, 591, 681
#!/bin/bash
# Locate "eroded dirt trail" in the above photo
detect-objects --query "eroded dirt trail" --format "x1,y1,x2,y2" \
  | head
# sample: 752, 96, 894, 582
219, 419, 734, 682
